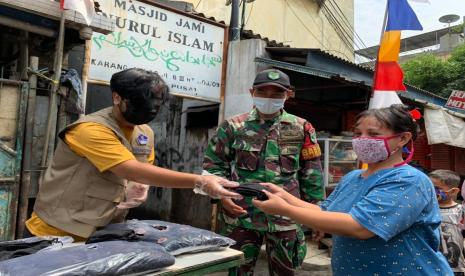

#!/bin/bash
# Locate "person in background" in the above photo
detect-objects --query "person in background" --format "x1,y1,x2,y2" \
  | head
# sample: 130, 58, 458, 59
204, 69, 323, 276
430, 169, 465, 275
26, 68, 239, 241
254, 104, 453, 276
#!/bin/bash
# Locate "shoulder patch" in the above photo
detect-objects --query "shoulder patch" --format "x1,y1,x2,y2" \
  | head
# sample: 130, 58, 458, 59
301, 122, 321, 160
301, 145, 321, 160
136, 134, 148, 145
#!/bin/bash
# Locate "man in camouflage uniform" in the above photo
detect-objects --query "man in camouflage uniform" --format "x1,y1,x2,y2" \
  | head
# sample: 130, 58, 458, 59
203, 69, 323, 276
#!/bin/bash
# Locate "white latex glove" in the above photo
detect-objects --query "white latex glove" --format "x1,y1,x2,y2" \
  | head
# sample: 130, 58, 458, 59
116, 181, 150, 209
194, 171, 241, 199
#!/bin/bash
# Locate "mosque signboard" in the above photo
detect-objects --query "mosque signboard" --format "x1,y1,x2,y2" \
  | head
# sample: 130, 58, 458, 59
88, 0, 227, 102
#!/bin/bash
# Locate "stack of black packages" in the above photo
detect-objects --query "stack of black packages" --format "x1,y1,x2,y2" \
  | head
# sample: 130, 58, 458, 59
0, 240, 174, 275
0, 220, 236, 275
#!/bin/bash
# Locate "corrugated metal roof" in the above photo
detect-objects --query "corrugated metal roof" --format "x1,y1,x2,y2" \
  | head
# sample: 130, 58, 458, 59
189, 12, 288, 47
241, 29, 290, 47
191, 12, 226, 25
255, 49, 464, 114
355, 25, 460, 59
267, 47, 372, 70
184, 11, 460, 114
265, 47, 448, 102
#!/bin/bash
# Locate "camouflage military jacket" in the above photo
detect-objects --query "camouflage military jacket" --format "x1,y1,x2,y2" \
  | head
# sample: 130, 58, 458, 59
203, 108, 323, 232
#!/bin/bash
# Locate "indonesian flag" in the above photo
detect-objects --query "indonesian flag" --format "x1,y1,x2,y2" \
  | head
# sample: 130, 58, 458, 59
60, 0, 95, 25
369, 0, 423, 109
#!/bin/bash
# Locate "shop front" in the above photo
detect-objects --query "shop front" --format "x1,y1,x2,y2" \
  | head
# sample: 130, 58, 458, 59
254, 47, 465, 194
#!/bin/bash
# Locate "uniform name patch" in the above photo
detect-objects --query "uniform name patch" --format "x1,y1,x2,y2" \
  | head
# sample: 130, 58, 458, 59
132, 147, 151, 155
301, 144, 321, 160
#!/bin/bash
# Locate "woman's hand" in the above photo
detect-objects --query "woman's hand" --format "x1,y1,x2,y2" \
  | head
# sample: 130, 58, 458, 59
252, 190, 291, 216
260, 183, 299, 205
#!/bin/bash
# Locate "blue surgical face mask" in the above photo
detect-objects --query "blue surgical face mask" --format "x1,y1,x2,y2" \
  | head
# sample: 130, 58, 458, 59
435, 187, 452, 201
253, 97, 285, 115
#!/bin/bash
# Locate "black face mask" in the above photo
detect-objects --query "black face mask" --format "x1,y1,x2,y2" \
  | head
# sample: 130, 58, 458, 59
119, 98, 158, 125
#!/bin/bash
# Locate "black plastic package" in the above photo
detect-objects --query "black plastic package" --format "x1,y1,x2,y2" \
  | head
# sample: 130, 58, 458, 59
233, 183, 270, 200
0, 240, 175, 275
0, 236, 74, 261
96, 219, 236, 255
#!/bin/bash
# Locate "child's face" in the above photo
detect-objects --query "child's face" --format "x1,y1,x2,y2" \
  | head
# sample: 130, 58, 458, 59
431, 178, 459, 202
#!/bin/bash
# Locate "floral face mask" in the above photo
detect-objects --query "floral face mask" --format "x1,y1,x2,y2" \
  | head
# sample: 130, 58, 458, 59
351, 134, 401, 164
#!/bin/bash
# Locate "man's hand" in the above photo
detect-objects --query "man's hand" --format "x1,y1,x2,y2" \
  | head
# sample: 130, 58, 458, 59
116, 181, 149, 209
312, 230, 325, 242
252, 190, 291, 216
195, 175, 242, 199
221, 198, 247, 217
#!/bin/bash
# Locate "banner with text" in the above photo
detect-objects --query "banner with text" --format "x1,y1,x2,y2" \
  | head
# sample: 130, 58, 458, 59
88, 0, 226, 102
445, 90, 465, 111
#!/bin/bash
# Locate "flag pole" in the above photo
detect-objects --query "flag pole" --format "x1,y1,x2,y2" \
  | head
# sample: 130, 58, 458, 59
370, 1, 389, 102
378, 1, 389, 45
361, 1, 390, 170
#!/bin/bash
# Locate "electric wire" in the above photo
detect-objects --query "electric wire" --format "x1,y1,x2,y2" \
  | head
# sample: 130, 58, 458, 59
322, 0, 375, 63
321, 3, 355, 56
328, 0, 369, 51
195, 0, 202, 10
245, 1, 254, 26
284, 0, 355, 61
321, 3, 356, 51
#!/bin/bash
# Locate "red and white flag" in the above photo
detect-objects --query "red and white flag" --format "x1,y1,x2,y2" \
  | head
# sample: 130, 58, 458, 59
60, 0, 95, 25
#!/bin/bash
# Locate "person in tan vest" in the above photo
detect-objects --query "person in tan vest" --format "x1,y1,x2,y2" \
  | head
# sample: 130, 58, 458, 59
26, 68, 240, 241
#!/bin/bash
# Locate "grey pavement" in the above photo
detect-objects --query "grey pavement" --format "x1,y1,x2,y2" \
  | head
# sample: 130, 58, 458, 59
207, 239, 332, 276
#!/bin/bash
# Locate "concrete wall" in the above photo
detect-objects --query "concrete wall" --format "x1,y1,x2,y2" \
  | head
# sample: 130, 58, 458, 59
128, 96, 217, 229
185, 0, 355, 61
130, 38, 272, 227
224, 38, 268, 119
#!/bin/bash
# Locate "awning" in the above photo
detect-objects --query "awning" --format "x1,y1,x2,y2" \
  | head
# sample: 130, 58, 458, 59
424, 106, 465, 148
254, 57, 335, 80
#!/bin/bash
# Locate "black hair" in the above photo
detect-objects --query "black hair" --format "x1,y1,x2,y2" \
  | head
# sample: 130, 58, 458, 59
429, 169, 461, 188
355, 104, 420, 141
110, 68, 169, 104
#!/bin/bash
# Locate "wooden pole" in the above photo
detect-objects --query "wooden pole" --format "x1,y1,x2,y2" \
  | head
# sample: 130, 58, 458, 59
210, 26, 230, 233
80, 39, 92, 117
40, 10, 65, 175
17, 56, 38, 238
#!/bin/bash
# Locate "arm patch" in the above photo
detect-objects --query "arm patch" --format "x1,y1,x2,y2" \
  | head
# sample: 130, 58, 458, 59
301, 122, 321, 160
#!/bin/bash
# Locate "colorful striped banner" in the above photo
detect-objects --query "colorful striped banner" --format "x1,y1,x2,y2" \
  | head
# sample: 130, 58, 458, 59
369, 0, 423, 109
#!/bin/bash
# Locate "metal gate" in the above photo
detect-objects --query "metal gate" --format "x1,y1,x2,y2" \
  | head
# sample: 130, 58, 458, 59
0, 79, 28, 241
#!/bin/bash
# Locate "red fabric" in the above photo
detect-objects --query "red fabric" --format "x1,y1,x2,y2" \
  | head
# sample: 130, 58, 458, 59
60, 0, 64, 9
409, 109, 422, 120
374, 61, 406, 91
302, 122, 315, 147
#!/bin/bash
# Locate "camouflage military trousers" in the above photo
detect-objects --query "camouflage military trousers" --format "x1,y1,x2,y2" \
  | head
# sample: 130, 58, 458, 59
221, 224, 306, 276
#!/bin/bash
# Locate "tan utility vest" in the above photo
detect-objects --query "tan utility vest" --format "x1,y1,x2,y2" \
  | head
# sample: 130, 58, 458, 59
34, 107, 154, 238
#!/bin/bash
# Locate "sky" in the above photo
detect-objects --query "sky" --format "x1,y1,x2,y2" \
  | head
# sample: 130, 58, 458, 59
354, 0, 465, 48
